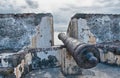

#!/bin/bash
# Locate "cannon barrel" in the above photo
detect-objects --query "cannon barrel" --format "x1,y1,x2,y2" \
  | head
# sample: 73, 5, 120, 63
58, 33, 100, 69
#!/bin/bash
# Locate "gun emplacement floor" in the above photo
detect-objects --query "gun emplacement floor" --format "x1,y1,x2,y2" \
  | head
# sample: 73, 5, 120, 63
25, 63, 120, 78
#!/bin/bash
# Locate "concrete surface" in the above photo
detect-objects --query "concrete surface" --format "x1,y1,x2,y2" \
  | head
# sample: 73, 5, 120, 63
25, 63, 120, 78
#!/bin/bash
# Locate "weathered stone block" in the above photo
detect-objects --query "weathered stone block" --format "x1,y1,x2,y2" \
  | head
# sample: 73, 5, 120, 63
60, 48, 82, 75
0, 13, 54, 52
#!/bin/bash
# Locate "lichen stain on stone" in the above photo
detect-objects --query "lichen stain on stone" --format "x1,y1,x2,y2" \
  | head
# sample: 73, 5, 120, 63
66, 51, 72, 60
0, 13, 53, 52
0, 15, 35, 52
87, 15, 120, 43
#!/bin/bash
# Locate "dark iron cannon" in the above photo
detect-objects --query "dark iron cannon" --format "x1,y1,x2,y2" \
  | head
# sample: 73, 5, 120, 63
58, 33, 100, 69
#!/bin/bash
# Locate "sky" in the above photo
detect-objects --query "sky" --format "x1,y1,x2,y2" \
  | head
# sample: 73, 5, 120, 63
0, 0, 120, 30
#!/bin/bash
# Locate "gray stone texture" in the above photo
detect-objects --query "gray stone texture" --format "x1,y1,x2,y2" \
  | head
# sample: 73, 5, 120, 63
0, 13, 52, 52
72, 14, 120, 43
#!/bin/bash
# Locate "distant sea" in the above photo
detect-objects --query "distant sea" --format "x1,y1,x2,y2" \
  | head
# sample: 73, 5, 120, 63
54, 26, 67, 45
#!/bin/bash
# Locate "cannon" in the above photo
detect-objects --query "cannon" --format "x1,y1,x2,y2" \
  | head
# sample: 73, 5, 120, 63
58, 33, 100, 69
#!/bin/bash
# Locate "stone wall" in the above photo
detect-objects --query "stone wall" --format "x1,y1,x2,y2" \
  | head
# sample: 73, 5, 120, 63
1, 13, 120, 77
67, 13, 120, 66
0, 13, 61, 78
0, 13, 54, 52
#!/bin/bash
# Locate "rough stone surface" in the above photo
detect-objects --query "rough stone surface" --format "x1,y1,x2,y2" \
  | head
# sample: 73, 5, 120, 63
0, 13, 53, 52
0, 47, 61, 78
60, 48, 82, 75
25, 63, 120, 78
71, 14, 120, 43
67, 13, 120, 66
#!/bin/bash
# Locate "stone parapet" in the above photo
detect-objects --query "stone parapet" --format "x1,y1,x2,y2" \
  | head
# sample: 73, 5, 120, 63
67, 13, 120, 66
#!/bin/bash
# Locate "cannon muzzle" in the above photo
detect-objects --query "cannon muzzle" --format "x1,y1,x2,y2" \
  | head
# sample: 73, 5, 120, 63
58, 33, 100, 69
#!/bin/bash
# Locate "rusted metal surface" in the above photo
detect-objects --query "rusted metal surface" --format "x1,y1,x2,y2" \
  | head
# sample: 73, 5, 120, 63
58, 33, 100, 69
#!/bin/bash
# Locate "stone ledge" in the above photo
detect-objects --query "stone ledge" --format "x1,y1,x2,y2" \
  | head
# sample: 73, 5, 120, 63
0, 67, 14, 75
